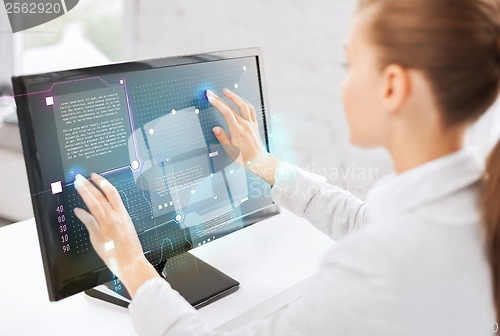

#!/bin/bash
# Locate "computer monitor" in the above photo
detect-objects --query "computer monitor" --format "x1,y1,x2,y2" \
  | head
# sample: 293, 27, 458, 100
12, 48, 279, 304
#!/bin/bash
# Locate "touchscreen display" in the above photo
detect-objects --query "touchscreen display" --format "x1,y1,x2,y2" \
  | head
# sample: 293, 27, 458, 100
13, 51, 275, 300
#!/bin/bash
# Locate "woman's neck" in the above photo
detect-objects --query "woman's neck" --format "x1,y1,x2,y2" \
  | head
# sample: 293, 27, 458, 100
388, 122, 467, 174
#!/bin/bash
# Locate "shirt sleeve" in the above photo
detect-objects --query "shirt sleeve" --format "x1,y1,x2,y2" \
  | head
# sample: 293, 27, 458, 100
129, 231, 393, 336
129, 277, 212, 336
270, 161, 367, 240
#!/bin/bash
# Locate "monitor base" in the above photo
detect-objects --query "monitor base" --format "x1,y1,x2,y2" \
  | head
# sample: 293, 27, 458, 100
85, 252, 240, 309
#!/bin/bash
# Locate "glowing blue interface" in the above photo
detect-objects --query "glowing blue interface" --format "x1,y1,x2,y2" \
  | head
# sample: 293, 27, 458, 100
21, 56, 273, 283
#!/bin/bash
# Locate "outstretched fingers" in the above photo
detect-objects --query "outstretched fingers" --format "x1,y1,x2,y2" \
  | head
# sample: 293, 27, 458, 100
222, 88, 252, 122
207, 90, 242, 129
90, 173, 126, 213
74, 207, 100, 234
74, 174, 107, 223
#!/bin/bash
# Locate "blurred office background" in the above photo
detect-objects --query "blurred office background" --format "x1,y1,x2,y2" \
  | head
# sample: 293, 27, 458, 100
0, 0, 499, 226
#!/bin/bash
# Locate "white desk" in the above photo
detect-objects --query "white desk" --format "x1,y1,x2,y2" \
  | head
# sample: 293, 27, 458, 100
0, 209, 334, 335
0, 122, 32, 221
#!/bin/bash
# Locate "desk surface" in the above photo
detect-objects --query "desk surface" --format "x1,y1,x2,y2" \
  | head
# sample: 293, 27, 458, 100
0, 209, 334, 335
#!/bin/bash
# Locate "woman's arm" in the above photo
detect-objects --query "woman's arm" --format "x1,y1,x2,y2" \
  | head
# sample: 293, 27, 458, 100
71, 138, 373, 336
73, 89, 366, 302
73, 173, 159, 297
271, 161, 367, 240
128, 228, 391, 336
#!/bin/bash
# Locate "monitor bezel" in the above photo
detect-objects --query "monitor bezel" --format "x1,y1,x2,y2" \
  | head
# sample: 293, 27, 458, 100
12, 47, 280, 301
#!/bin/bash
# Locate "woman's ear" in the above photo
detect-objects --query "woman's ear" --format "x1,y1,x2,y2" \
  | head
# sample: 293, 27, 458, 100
380, 64, 411, 115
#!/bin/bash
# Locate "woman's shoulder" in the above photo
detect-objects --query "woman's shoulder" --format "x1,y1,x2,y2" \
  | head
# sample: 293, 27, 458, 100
317, 213, 493, 329
321, 206, 487, 280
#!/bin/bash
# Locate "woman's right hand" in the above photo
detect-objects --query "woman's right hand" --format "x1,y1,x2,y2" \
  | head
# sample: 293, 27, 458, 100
207, 88, 280, 186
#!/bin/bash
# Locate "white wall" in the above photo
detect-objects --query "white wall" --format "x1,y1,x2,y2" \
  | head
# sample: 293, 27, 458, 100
130, 0, 393, 199
0, 8, 15, 83
468, 102, 500, 159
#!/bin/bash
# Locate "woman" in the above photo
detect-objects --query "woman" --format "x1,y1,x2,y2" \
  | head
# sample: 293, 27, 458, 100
73, 0, 500, 334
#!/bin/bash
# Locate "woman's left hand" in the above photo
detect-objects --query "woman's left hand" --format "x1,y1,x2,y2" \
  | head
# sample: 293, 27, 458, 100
73, 172, 158, 296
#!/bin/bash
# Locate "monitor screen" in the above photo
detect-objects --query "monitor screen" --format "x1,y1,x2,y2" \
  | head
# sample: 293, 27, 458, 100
12, 48, 278, 301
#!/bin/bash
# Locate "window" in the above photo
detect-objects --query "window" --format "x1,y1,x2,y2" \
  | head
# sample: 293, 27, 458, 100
18, 0, 129, 74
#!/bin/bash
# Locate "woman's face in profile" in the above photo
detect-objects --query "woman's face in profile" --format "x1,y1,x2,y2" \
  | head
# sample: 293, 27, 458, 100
341, 13, 391, 149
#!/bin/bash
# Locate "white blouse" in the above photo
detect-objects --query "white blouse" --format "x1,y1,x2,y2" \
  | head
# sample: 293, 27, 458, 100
128, 147, 495, 335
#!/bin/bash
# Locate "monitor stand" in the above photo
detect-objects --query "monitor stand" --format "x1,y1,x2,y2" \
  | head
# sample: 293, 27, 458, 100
85, 252, 240, 309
